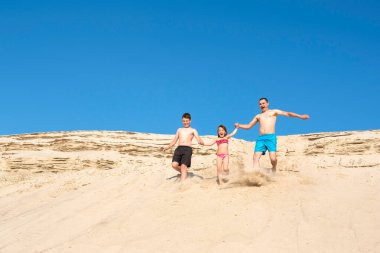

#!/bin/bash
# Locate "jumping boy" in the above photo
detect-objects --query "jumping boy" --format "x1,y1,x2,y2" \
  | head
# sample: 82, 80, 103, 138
163, 113, 204, 182
235, 98, 310, 174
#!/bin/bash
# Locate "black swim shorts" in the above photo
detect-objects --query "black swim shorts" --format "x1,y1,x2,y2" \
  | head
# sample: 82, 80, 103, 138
172, 146, 192, 167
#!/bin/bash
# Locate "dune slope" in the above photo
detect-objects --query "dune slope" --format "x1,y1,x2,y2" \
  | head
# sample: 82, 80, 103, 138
1, 130, 379, 253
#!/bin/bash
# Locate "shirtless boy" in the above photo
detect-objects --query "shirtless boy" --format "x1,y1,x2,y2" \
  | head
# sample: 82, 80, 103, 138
163, 113, 204, 182
235, 98, 310, 174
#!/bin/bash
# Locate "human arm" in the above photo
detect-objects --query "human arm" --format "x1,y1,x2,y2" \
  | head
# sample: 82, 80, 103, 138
235, 115, 259, 130
274, 109, 310, 120
193, 129, 205, 145
226, 127, 238, 139
162, 130, 179, 151
202, 138, 217, 146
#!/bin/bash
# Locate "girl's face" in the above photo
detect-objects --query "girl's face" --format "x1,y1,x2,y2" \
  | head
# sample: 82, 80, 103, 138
218, 127, 226, 137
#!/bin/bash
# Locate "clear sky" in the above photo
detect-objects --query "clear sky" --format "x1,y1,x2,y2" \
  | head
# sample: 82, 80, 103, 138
1, 0, 379, 140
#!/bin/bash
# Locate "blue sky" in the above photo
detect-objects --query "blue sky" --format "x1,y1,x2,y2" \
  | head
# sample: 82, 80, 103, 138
1, 0, 379, 140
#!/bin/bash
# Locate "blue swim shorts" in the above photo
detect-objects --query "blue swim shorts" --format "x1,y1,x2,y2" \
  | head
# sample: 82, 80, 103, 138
254, 134, 277, 155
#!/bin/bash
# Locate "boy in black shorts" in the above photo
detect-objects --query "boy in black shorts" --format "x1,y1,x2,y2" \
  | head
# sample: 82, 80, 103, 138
163, 113, 204, 182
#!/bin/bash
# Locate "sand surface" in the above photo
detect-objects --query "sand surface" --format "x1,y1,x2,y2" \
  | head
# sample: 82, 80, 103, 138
1, 130, 379, 253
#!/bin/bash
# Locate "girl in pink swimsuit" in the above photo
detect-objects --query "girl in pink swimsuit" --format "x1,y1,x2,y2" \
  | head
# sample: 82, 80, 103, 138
203, 125, 238, 185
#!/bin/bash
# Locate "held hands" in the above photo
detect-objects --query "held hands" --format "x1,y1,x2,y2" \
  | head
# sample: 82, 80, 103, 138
234, 123, 240, 128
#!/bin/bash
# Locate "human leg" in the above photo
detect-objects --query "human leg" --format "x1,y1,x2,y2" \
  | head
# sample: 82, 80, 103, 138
264, 134, 277, 174
268, 152, 277, 173
172, 146, 192, 181
216, 157, 224, 184
171, 162, 181, 173
180, 164, 188, 182
222, 155, 229, 175
172, 147, 182, 173
254, 136, 267, 171
222, 156, 230, 183
253, 152, 263, 171
179, 147, 192, 182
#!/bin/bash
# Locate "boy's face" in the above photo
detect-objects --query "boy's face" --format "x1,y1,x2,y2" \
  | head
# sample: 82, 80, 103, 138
259, 99, 269, 112
182, 118, 191, 128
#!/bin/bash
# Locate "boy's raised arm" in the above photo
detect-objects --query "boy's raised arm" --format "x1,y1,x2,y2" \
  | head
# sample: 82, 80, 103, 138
274, 109, 310, 120
163, 130, 179, 151
236, 115, 259, 130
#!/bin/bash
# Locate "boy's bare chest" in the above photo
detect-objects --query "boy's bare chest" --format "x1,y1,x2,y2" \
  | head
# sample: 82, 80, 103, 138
179, 129, 193, 137
259, 112, 276, 122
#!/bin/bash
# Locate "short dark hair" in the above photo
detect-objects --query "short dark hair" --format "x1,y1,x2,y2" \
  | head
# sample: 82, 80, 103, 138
182, 113, 191, 120
259, 97, 268, 102
217, 124, 227, 137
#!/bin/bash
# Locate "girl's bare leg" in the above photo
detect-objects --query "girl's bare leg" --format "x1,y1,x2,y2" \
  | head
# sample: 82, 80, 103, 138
216, 157, 223, 185
223, 156, 230, 176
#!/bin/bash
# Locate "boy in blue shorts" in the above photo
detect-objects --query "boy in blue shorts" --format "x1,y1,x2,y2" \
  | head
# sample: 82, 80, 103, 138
235, 98, 310, 174
255, 133, 277, 155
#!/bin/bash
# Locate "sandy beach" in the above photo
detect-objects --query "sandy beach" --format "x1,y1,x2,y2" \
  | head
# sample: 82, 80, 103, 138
1, 130, 379, 253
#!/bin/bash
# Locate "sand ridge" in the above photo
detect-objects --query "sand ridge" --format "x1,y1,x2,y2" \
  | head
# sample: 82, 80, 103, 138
0, 130, 379, 252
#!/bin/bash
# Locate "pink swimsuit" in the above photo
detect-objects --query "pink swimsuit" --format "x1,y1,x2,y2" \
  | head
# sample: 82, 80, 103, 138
217, 153, 228, 160
216, 139, 228, 145
216, 139, 229, 160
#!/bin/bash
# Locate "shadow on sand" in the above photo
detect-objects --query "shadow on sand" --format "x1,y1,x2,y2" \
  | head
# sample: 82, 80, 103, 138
166, 172, 204, 182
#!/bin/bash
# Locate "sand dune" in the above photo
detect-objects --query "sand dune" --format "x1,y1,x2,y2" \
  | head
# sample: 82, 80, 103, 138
1, 130, 379, 253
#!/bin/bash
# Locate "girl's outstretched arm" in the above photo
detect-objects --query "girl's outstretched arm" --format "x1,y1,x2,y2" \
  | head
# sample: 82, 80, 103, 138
227, 127, 238, 139
202, 138, 216, 146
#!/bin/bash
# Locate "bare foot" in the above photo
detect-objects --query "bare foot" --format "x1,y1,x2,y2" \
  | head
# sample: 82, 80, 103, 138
216, 176, 224, 186
222, 175, 229, 183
